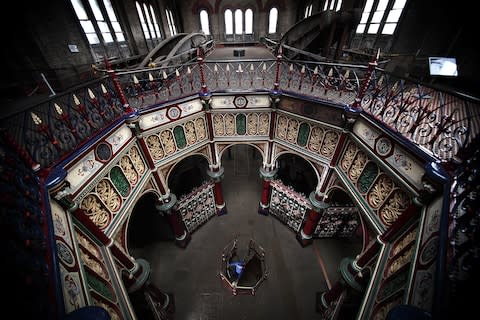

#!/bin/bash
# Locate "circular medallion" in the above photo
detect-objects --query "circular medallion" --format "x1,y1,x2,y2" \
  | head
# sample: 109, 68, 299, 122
167, 105, 181, 120
95, 142, 112, 162
233, 95, 248, 108
375, 137, 393, 157
57, 240, 75, 267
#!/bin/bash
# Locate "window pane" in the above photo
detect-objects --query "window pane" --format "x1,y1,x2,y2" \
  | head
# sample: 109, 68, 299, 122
393, 0, 407, 9
382, 23, 396, 34
360, 12, 370, 23
356, 23, 366, 33
268, 8, 278, 33
365, 0, 374, 11
136, 2, 145, 22
367, 23, 380, 33
168, 10, 177, 35
377, 0, 389, 10
150, 5, 161, 37
225, 9, 233, 34
115, 32, 125, 41
329, 0, 335, 10
111, 21, 122, 32
144, 30, 151, 39
98, 21, 109, 32
71, 0, 88, 20
323, 1, 328, 11
386, 9, 402, 22
103, 32, 113, 43
200, 10, 210, 35
245, 9, 253, 34
80, 20, 96, 33
103, 0, 117, 22
235, 9, 243, 34
86, 33, 100, 44
335, 0, 342, 11
88, 0, 104, 21
371, 11, 385, 23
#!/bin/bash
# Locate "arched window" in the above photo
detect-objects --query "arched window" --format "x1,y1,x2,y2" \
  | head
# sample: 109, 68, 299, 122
225, 9, 233, 35
200, 10, 210, 35
149, 5, 161, 38
234, 9, 243, 34
245, 9, 253, 34
166, 8, 177, 36
268, 8, 278, 34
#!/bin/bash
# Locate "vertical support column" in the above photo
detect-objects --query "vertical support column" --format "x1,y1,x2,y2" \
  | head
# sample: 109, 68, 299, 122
351, 49, 379, 111
297, 191, 330, 247
273, 46, 283, 93
207, 166, 227, 216
317, 238, 381, 313
104, 57, 135, 114
124, 259, 175, 318
155, 193, 191, 248
258, 166, 278, 215
200, 51, 226, 217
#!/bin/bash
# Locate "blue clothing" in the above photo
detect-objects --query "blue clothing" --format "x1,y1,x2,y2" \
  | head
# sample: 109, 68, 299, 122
229, 261, 245, 277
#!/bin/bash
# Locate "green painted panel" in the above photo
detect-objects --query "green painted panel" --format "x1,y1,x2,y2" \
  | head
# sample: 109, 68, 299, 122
174, 126, 186, 149
358, 162, 378, 193
86, 272, 114, 301
297, 123, 310, 147
236, 114, 246, 135
110, 166, 130, 197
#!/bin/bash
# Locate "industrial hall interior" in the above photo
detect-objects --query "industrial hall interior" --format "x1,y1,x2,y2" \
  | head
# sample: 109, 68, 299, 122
2, 0, 479, 319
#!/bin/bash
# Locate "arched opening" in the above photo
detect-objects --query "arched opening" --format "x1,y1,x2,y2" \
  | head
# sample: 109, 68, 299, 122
167, 155, 210, 199
276, 153, 317, 195
127, 192, 174, 252
220, 143, 263, 212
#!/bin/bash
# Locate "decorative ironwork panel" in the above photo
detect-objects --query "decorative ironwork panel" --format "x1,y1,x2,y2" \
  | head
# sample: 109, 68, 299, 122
177, 183, 216, 233
314, 206, 359, 237
269, 180, 310, 232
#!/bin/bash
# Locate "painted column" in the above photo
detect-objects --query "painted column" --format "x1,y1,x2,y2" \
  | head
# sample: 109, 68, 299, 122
318, 245, 379, 312
155, 193, 191, 248
297, 191, 330, 247
207, 166, 227, 216
123, 259, 175, 317
258, 166, 278, 215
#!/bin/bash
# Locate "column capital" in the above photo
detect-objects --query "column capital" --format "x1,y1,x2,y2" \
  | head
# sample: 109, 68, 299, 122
207, 166, 225, 181
127, 258, 151, 293
155, 194, 177, 213
259, 166, 278, 180
339, 257, 363, 292
309, 191, 330, 212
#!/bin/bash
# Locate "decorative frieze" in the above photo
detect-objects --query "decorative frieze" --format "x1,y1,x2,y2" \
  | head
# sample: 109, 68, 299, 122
275, 114, 340, 160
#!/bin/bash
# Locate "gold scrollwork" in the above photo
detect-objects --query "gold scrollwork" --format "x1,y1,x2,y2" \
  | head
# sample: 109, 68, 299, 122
80, 194, 111, 229
340, 142, 358, 172
96, 179, 121, 212
146, 135, 165, 160
367, 175, 394, 209
129, 146, 145, 174
120, 155, 138, 185
380, 190, 411, 226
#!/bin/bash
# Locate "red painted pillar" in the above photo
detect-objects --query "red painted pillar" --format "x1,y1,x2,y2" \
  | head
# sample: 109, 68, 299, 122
297, 191, 330, 247
207, 166, 227, 215
155, 194, 191, 248
258, 166, 278, 215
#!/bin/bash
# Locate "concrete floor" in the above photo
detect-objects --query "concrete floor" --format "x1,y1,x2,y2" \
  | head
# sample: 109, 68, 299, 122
132, 145, 362, 320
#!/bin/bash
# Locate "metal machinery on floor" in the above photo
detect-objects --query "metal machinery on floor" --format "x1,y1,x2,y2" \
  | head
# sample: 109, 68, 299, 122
219, 237, 267, 295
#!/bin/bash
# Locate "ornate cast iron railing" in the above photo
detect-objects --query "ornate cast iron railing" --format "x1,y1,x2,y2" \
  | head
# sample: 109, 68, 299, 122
360, 69, 480, 163
1, 78, 124, 169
